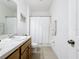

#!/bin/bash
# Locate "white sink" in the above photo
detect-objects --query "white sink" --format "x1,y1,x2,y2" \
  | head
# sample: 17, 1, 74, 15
0, 42, 6, 51
10, 36, 27, 41
0, 39, 10, 49
0, 36, 27, 52
0, 37, 17, 51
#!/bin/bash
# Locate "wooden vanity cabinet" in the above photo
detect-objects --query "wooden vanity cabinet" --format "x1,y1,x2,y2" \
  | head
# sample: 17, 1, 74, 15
6, 49, 20, 59
21, 39, 31, 59
21, 49, 28, 59
28, 45, 32, 59
5, 38, 32, 59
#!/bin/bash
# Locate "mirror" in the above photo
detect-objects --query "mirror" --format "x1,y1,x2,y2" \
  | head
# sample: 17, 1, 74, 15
0, 0, 17, 35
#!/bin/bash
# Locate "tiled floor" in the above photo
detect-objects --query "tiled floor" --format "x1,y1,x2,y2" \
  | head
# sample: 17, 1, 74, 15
32, 47, 58, 59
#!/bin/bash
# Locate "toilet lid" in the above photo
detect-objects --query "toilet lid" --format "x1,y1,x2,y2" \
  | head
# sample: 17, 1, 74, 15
32, 43, 38, 46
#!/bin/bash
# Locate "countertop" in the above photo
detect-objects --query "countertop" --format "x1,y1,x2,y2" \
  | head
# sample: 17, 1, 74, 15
0, 36, 31, 59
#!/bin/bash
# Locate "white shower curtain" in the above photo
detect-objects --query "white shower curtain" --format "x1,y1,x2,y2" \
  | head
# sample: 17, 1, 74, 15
30, 17, 50, 44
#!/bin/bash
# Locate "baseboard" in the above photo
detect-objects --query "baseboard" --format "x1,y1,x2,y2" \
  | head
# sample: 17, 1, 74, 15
38, 43, 51, 47
50, 45, 59, 59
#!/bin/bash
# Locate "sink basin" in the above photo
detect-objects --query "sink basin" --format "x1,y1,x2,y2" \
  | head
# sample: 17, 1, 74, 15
0, 38, 12, 50
9, 36, 27, 41
0, 36, 27, 52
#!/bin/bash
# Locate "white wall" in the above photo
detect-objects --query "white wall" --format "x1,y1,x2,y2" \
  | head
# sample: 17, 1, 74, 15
16, 0, 30, 35
77, 0, 79, 36
30, 11, 50, 16
75, 0, 79, 59
68, 0, 77, 59
50, 0, 69, 59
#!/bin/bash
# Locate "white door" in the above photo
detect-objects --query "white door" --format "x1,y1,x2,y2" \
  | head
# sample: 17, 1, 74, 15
30, 17, 50, 44
6, 17, 17, 34
68, 0, 77, 59
76, 0, 79, 59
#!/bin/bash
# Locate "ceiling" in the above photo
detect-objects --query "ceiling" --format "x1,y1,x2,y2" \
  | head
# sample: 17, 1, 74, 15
0, 0, 52, 12
0, 0, 17, 11
28, 0, 52, 11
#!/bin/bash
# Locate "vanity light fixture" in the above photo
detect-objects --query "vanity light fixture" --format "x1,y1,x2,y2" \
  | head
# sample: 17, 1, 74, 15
20, 13, 26, 22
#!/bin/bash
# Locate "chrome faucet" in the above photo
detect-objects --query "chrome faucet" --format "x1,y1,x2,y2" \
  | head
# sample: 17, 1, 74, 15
8, 33, 16, 38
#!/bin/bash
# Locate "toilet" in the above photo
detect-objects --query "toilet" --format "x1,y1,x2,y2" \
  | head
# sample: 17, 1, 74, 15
32, 43, 40, 53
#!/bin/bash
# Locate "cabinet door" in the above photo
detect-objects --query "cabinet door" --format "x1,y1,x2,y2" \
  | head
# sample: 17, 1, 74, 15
6, 49, 20, 59
29, 45, 32, 59
21, 49, 29, 59
21, 39, 32, 59
21, 51, 26, 59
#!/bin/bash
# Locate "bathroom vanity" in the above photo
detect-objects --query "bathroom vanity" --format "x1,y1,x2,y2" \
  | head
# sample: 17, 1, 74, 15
0, 36, 32, 59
